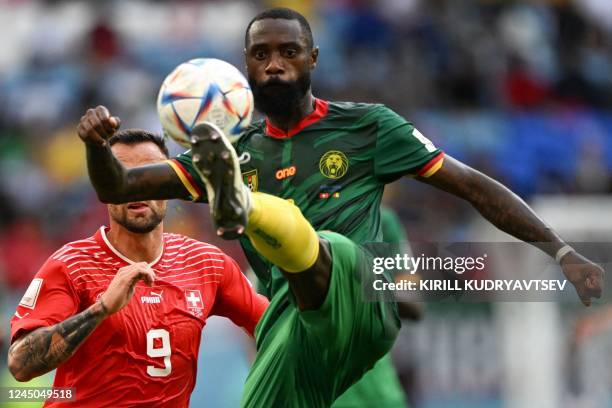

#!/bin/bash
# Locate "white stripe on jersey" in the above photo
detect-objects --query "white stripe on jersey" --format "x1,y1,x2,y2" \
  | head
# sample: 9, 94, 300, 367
73, 275, 112, 283
164, 247, 223, 260
167, 240, 218, 251
49, 238, 98, 258
158, 256, 224, 269
147, 281, 220, 288
73, 279, 111, 287
165, 273, 224, 284
67, 257, 120, 269
72, 273, 115, 279
158, 265, 224, 280
55, 247, 103, 262
68, 265, 120, 275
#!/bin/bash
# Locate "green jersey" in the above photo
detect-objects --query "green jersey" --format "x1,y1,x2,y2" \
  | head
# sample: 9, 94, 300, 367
171, 99, 442, 296
332, 354, 406, 407
333, 206, 410, 407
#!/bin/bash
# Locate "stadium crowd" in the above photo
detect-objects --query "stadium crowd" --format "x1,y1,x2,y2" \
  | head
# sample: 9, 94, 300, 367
0, 0, 611, 405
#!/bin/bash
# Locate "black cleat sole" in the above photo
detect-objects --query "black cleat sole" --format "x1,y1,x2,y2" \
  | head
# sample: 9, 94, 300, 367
190, 123, 247, 240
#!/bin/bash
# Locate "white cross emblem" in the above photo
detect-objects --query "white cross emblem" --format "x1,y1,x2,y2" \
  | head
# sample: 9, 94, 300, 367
185, 290, 203, 310
187, 292, 200, 307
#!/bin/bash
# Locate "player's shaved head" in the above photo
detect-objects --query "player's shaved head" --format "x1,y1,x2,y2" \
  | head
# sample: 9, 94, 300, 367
245, 7, 314, 50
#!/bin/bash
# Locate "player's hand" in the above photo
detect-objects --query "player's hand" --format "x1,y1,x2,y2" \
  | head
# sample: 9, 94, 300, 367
561, 251, 604, 307
99, 262, 155, 315
76, 105, 121, 147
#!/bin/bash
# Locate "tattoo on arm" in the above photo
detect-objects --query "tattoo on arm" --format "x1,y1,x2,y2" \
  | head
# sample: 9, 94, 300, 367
8, 302, 108, 381
420, 155, 565, 257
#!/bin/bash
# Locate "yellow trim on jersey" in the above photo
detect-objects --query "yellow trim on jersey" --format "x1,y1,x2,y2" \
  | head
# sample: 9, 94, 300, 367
421, 156, 444, 178
165, 159, 201, 201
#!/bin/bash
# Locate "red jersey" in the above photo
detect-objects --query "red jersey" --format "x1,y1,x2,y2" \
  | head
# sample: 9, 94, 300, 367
10, 227, 268, 407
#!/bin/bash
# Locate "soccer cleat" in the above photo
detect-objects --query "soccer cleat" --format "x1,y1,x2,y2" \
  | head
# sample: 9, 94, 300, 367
190, 122, 250, 239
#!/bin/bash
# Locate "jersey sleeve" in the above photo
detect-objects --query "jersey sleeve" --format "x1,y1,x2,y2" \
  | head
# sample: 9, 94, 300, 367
10, 258, 79, 343
373, 105, 444, 183
211, 254, 269, 336
165, 150, 208, 203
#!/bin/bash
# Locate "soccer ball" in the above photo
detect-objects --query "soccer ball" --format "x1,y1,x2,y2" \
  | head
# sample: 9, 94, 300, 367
157, 58, 253, 147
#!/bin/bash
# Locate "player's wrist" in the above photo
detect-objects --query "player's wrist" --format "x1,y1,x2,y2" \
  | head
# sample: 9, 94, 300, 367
555, 245, 575, 264
82, 135, 110, 149
94, 296, 111, 318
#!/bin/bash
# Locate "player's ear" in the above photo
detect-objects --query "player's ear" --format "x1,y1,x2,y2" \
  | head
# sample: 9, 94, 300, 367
310, 46, 319, 70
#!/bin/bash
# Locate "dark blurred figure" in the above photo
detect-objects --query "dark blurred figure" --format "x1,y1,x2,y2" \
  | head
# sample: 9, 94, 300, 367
89, 17, 119, 62
504, 55, 551, 108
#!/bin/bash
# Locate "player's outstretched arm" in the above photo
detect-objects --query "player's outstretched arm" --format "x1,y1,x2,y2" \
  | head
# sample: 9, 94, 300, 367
417, 155, 604, 306
77, 106, 189, 203
8, 263, 155, 382
8, 301, 108, 382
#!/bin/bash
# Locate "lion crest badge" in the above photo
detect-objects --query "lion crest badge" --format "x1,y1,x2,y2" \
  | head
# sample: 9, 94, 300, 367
319, 151, 349, 180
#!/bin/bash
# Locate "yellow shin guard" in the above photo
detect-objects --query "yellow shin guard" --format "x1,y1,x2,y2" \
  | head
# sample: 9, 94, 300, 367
246, 192, 319, 273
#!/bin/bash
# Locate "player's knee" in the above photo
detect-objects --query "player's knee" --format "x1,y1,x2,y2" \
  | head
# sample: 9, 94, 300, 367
285, 240, 332, 311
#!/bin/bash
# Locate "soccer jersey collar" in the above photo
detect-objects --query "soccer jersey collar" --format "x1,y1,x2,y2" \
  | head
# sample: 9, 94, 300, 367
96, 226, 164, 267
265, 98, 329, 139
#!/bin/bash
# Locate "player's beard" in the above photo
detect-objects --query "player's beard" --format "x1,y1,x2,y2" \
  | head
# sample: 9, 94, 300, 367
249, 71, 311, 119
108, 202, 167, 234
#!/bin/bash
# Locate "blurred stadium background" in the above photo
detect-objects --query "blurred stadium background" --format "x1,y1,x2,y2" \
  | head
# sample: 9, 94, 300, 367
1, 0, 612, 407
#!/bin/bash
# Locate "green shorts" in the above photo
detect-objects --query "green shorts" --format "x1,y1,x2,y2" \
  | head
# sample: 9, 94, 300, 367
241, 231, 401, 408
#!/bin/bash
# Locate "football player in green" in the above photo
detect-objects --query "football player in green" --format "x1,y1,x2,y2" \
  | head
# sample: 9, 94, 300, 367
77, 7, 603, 407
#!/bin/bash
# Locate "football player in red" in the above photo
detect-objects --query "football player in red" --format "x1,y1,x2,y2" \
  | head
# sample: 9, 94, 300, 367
7, 129, 268, 407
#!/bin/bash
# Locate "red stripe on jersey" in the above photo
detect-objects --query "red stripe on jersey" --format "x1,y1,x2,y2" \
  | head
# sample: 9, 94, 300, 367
416, 152, 445, 177
265, 98, 329, 139
168, 159, 204, 201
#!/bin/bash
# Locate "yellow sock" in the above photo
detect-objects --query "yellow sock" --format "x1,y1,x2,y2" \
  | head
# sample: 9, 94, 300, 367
246, 192, 319, 273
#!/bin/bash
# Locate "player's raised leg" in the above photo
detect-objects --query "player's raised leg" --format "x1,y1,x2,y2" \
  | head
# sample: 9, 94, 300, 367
190, 122, 331, 310
189, 122, 400, 407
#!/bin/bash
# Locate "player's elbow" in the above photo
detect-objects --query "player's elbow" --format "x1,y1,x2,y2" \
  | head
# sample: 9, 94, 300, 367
8, 341, 37, 382
8, 357, 33, 382
11, 370, 34, 383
